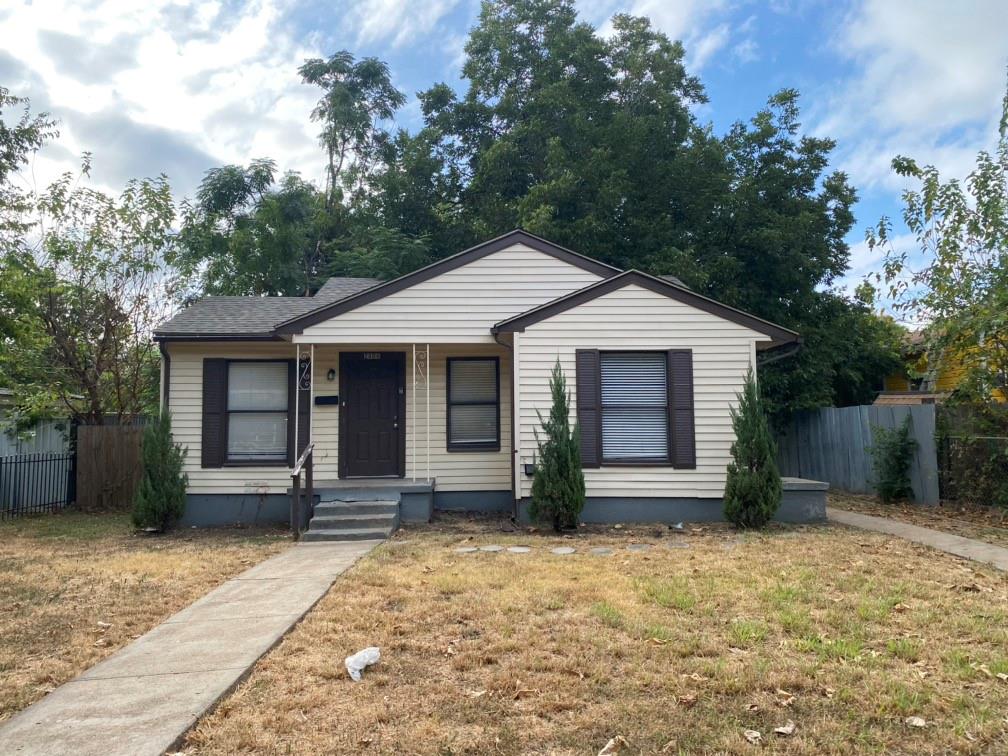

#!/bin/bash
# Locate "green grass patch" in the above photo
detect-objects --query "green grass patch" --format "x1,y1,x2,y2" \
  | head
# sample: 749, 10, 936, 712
636, 577, 696, 611
886, 637, 922, 662
798, 634, 864, 661
729, 619, 769, 647
591, 601, 624, 628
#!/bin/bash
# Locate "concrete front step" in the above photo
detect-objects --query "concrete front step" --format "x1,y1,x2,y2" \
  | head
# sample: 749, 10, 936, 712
309, 513, 398, 530
301, 527, 394, 542
314, 500, 399, 516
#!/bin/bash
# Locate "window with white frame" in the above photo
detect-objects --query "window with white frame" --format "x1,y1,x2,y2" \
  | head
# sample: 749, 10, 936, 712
226, 361, 288, 462
600, 351, 669, 462
446, 357, 500, 450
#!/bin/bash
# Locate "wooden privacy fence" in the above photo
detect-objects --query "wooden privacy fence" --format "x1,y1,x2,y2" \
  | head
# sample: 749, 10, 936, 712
76, 425, 144, 512
775, 404, 939, 504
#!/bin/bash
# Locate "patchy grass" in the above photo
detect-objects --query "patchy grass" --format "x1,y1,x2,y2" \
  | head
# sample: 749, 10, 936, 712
0, 511, 288, 721
184, 515, 1008, 755
830, 492, 1008, 549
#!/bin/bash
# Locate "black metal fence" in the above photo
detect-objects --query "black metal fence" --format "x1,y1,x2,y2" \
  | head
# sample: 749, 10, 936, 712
0, 452, 76, 520
938, 435, 1008, 507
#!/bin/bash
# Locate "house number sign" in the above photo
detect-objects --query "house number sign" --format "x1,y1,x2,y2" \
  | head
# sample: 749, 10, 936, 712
363, 352, 382, 360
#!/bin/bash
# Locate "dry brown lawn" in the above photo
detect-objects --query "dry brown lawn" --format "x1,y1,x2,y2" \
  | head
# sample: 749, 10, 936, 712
0, 512, 288, 721
830, 492, 1008, 550
183, 515, 1008, 755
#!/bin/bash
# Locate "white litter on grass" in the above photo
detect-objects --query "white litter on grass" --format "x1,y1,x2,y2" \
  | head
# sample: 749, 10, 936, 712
345, 647, 380, 682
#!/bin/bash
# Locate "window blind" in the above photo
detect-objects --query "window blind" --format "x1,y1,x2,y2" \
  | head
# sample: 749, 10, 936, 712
600, 352, 669, 460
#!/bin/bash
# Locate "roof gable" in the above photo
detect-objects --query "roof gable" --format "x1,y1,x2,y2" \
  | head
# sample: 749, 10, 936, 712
492, 270, 800, 348
275, 229, 620, 334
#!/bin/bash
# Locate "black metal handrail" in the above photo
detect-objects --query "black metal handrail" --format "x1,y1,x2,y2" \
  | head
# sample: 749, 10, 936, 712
290, 443, 314, 540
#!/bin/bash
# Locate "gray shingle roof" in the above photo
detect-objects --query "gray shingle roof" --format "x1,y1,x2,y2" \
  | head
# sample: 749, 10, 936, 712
155, 277, 382, 338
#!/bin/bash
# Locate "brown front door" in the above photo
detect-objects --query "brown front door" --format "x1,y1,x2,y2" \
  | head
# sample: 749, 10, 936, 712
339, 352, 404, 478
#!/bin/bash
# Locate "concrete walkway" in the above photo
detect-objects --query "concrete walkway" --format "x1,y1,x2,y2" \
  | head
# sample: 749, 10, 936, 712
0, 540, 381, 756
828, 507, 1008, 572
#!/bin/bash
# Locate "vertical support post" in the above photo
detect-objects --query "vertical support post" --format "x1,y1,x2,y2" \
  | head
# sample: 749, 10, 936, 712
426, 343, 430, 483
293, 343, 299, 468
309, 344, 315, 448
306, 453, 314, 522
291, 471, 300, 539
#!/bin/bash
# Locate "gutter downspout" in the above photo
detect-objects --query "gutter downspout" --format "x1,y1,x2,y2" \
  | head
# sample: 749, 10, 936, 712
493, 328, 519, 522
157, 340, 171, 415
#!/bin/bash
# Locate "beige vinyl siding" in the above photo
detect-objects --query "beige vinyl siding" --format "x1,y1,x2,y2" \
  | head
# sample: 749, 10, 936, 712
166, 342, 298, 496
166, 342, 510, 495
516, 283, 762, 499
295, 244, 602, 344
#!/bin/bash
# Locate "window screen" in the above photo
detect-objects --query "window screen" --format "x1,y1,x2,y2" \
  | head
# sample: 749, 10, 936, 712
227, 362, 288, 461
600, 352, 669, 461
447, 358, 499, 449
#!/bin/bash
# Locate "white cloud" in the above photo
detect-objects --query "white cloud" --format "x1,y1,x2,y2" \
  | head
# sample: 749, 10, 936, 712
581, 0, 737, 71
346, 0, 462, 49
813, 0, 1008, 192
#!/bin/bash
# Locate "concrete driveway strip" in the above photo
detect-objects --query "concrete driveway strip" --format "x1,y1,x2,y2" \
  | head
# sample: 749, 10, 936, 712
0, 540, 381, 756
828, 507, 1008, 572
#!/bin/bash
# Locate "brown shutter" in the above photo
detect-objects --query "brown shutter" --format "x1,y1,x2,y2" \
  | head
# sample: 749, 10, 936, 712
201, 358, 227, 468
575, 349, 602, 468
668, 350, 696, 469
287, 359, 311, 466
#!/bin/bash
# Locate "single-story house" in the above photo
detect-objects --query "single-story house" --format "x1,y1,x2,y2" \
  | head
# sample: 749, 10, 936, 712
155, 230, 823, 536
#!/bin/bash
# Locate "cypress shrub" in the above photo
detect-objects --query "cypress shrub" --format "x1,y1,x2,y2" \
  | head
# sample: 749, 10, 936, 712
132, 413, 188, 531
724, 370, 782, 528
529, 359, 586, 531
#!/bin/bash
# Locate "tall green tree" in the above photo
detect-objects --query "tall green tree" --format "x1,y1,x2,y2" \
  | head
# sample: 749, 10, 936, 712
866, 81, 1008, 398
175, 160, 331, 296
299, 51, 406, 210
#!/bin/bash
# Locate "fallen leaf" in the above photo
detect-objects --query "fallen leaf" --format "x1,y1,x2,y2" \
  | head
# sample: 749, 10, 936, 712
676, 693, 697, 708
649, 637, 671, 646
513, 688, 538, 700
996, 673, 1008, 682
93, 639, 107, 647
682, 672, 709, 682
893, 602, 911, 613
96, 621, 112, 629
743, 729, 762, 745
598, 735, 629, 755
822, 687, 835, 699
775, 688, 795, 707
905, 716, 926, 728
970, 662, 993, 678
773, 720, 796, 736
746, 703, 759, 712
466, 689, 487, 699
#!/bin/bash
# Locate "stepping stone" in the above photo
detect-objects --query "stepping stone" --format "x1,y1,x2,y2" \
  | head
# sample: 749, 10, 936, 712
506, 546, 531, 554
589, 547, 613, 556
551, 546, 576, 555
454, 546, 478, 553
665, 541, 690, 550
479, 544, 504, 552
626, 543, 652, 552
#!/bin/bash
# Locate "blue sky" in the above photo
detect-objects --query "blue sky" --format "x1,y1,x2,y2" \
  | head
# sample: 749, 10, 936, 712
3, 0, 1007, 296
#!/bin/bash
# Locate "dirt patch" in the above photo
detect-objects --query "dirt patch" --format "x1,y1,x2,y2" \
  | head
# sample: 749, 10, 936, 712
0, 512, 288, 721
184, 513, 1008, 754
830, 492, 1008, 549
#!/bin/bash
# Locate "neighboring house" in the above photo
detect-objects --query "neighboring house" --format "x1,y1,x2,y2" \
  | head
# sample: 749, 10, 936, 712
879, 331, 1006, 405
154, 230, 809, 533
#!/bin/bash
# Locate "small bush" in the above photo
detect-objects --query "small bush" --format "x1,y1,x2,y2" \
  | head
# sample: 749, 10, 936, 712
868, 417, 917, 503
724, 370, 782, 528
132, 414, 188, 531
529, 359, 585, 531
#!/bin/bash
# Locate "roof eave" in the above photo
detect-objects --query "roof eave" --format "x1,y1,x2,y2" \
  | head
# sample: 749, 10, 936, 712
492, 270, 800, 345
273, 229, 622, 335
